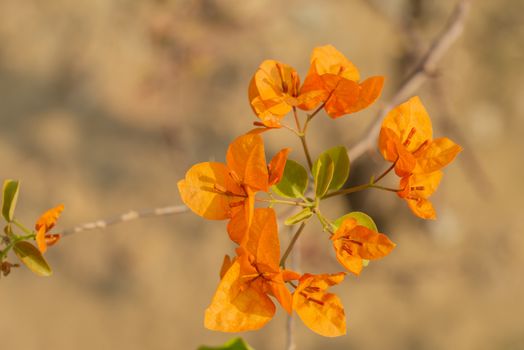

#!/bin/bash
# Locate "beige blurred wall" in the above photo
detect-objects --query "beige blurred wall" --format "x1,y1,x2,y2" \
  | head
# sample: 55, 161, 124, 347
0, 0, 523, 349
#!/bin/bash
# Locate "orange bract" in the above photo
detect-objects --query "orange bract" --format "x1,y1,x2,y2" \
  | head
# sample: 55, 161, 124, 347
378, 96, 462, 219
331, 218, 395, 275
205, 209, 299, 332
178, 133, 289, 243
298, 45, 384, 118
293, 273, 346, 337
34, 204, 64, 254
379, 96, 462, 177
397, 171, 443, 220
249, 60, 301, 127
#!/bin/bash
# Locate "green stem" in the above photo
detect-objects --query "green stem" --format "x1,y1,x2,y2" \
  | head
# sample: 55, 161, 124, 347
299, 135, 313, 171
256, 198, 311, 208
323, 183, 371, 199
315, 209, 335, 234
13, 219, 34, 236
323, 160, 399, 199
280, 223, 306, 268
370, 184, 402, 193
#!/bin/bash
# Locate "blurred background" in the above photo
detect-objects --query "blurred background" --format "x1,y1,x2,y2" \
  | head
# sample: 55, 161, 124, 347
1, 0, 523, 349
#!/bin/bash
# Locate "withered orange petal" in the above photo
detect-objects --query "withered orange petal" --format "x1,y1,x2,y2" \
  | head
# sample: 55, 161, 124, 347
268, 148, 291, 186
226, 133, 269, 192
178, 162, 244, 220
204, 261, 276, 332
44, 234, 61, 248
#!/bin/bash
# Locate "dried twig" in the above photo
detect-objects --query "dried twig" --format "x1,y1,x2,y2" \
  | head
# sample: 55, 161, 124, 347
348, 0, 473, 162
59, 205, 189, 237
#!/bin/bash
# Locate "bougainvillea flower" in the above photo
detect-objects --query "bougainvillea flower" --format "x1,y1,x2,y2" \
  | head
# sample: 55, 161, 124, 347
205, 208, 300, 332
397, 171, 443, 220
178, 133, 289, 243
379, 96, 462, 177
298, 45, 384, 118
292, 273, 346, 337
34, 204, 64, 254
248, 60, 301, 127
331, 218, 395, 275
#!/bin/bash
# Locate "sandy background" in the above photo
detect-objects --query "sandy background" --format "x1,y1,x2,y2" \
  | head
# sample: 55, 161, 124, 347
1, 0, 523, 349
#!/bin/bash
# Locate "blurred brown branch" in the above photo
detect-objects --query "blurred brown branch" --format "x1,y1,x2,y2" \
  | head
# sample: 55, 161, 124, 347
59, 205, 188, 237
349, 0, 473, 162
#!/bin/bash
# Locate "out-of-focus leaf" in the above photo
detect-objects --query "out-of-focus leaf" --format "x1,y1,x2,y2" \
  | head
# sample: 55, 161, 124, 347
2, 180, 20, 222
333, 211, 378, 232
198, 337, 254, 350
313, 153, 334, 198
323, 146, 350, 190
13, 241, 52, 277
272, 160, 308, 198
284, 208, 313, 226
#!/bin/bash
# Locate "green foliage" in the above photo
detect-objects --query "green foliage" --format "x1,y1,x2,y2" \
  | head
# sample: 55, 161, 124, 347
323, 146, 350, 191
285, 208, 313, 226
2, 180, 20, 222
272, 159, 308, 198
313, 153, 334, 198
198, 337, 254, 350
13, 241, 52, 277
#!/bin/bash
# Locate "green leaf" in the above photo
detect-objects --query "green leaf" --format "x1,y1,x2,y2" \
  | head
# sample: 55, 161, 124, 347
333, 211, 378, 232
272, 160, 308, 198
13, 241, 53, 277
198, 337, 254, 350
284, 208, 313, 226
324, 146, 350, 190
2, 179, 20, 222
313, 153, 334, 198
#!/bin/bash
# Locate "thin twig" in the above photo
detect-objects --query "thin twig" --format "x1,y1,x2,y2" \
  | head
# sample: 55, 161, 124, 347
280, 223, 306, 268
348, 0, 472, 162
59, 205, 189, 236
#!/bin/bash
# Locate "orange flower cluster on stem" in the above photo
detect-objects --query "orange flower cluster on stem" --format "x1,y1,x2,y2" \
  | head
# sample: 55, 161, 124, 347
177, 45, 461, 337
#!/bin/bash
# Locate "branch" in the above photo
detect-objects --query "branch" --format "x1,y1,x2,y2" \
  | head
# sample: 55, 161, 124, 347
59, 205, 189, 236
348, 0, 472, 162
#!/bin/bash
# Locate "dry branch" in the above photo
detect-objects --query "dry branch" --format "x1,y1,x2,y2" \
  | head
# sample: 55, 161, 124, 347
348, 0, 472, 162
59, 205, 188, 236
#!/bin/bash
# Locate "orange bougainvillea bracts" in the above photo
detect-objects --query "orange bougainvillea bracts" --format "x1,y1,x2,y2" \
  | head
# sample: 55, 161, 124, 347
379, 96, 462, 177
34, 204, 64, 254
249, 60, 301, 127
175, 45, 463, 339
205, 208, 300, 332
397, 171, 443, 220
178, 133, 289, 243
292, 273, 346, 337
378, 96, 462, 219
298, 45, 384, 118
331, 218, 395, 275
248, 45, 384, 127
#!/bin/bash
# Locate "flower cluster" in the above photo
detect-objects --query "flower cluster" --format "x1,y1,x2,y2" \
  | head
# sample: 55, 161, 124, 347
0, 179, 63, 277
178, 45, 460, 337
